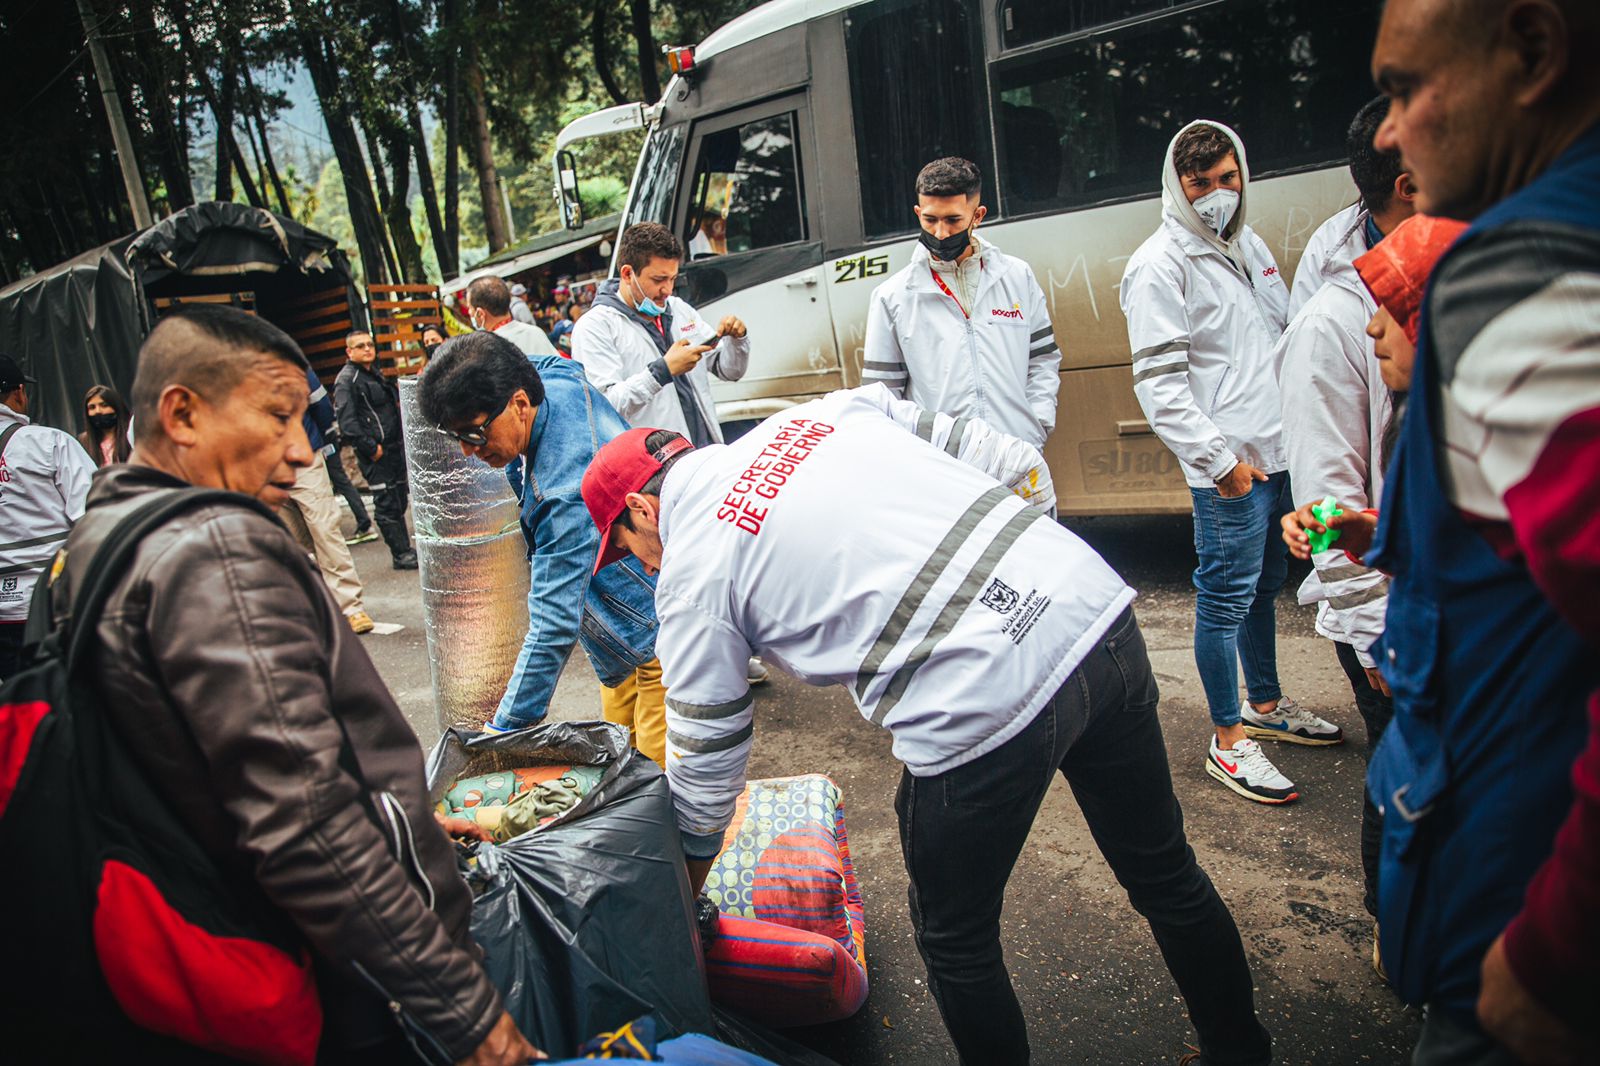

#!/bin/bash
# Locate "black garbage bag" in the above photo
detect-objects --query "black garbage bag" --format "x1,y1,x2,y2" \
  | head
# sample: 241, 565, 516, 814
426, 722, 715, 1057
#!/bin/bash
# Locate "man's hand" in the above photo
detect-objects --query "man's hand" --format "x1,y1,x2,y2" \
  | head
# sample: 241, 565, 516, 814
716, 314, 747, 339
1477, 933, 1584, 1065
664, 340, 713, 377
1215, 460, 1268, 498
1363, 667, 1392, 699
1282, 501, 1378, 561
373, 443, 384, 461
456, 1011, 544, 1065
434, 811, 491, 844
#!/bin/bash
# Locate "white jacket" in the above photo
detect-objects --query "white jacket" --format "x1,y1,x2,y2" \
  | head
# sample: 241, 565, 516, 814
1287, 203, 1366, 321
0, 406, 95, 621
571, 291, 749, 444
1274, 223, 1391, 667
863, 238, 1061, 449
1119, 120, 1290, 488
491, 319, 557, 357
651, 385, 1132, 857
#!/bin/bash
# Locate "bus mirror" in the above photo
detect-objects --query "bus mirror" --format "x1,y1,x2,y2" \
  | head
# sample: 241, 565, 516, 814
557, 149, 583, 230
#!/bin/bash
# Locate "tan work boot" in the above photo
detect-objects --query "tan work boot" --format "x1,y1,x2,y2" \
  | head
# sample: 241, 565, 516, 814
348, 610, 375, 634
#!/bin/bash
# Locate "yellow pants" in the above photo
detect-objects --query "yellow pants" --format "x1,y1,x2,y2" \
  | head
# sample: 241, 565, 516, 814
600, 658, 667, 769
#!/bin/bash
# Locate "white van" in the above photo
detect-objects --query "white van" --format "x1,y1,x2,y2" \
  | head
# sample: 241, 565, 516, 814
555, 0, 1384, 514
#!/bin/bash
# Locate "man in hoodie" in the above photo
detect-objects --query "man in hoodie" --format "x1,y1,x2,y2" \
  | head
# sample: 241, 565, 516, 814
863, 156, 1062, 451
1120, 120, 1344, 806
1274, 96, 1414, 956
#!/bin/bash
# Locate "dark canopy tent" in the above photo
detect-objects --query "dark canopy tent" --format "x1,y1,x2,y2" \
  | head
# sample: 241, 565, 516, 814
0, 203, 364, 432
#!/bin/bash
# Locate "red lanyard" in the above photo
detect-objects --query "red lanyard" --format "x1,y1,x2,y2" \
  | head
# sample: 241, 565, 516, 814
929, 261, 982, 319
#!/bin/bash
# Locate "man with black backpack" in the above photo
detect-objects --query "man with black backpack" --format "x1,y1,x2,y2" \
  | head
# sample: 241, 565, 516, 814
1, 307, 537, 1064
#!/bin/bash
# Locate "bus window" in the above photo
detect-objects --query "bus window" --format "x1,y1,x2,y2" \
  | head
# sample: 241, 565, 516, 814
623, 124, 687, 227
684, 113, 807, 259
1000, 1, 1177, 49
992, 0, 1383, 217
845, 0, 992, 240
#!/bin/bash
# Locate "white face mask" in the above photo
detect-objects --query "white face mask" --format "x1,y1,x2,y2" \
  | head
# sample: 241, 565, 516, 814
1191, 187, 1239, 236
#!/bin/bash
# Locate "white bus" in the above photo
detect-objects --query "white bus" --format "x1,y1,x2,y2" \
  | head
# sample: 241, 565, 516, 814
554, 0, 1384, 514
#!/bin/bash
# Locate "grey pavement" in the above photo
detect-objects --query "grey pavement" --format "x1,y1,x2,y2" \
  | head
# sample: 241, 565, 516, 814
345, 502, 1420, 1065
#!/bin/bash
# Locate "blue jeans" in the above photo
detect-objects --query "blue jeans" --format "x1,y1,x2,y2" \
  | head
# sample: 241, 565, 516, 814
1190, 471, 1291, 729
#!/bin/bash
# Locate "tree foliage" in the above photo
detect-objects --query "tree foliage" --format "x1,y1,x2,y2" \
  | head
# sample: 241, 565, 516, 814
0, 0, 761, 287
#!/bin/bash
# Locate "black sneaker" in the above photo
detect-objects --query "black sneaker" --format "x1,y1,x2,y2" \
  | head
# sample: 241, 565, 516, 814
392, 550, 419, 570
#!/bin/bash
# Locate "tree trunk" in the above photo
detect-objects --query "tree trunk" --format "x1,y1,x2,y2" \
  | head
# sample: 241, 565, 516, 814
241, 63, 292, 215
463, 45, 509, 253
360, 118, 402, 282
129, 0, 194, 210
408, 104, 448, 278
214, 54, 233, 203
298, 24, 390, 284
382, 123, 427, 283
171, 15, 263, 207
442, 0, 461, 275
592, 0, 629, 107
628, 0, 660, 105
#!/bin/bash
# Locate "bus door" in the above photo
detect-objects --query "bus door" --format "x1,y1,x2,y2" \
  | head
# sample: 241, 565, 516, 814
672, 96, 841, 424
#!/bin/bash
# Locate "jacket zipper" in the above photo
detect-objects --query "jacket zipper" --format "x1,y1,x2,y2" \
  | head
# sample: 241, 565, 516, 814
350, 960, 453, 1066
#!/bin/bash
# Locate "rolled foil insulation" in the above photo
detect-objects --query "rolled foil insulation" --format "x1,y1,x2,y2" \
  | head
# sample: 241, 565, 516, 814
400, 376, 530, 732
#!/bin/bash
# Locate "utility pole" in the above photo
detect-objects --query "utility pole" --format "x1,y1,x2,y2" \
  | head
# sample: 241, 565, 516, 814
75, 0, 154, 230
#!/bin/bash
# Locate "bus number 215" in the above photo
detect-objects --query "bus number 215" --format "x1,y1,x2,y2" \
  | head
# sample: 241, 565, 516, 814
833, 255, 890, 284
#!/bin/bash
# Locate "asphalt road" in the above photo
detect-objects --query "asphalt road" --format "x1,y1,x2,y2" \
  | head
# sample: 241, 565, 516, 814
349, 504, 1420, 1065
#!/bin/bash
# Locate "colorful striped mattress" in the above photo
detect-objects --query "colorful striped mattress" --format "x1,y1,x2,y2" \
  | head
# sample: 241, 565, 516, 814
700, 775, 868, 1027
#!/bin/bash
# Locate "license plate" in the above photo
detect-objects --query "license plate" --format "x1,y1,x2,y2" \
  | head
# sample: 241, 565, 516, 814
1077, 437, 1185, 494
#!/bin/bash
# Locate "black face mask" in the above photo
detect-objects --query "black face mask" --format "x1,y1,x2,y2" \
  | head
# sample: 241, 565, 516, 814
919, 226, 972, 263
88, 413, 118, 431
424, 342, 442, 357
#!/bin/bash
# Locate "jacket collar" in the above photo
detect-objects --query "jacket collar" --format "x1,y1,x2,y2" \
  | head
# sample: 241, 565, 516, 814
904, 236, 1003, 296
85, 462, 196, 508
0, 403, 27, 428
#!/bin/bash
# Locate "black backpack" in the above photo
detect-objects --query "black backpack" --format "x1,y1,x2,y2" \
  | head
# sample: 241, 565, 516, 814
0, 489, 325, 1065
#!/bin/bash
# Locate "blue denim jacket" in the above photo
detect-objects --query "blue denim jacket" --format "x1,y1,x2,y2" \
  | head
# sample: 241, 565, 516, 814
493, 356, 659, 728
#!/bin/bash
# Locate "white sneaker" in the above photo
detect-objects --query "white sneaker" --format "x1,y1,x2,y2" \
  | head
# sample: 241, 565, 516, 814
1241, 697, 1345, 746
1207, 736, 1299, 805
746, 656, 770, 686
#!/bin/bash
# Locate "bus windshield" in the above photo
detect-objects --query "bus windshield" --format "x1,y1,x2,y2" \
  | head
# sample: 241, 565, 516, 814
623, 124, 687, 229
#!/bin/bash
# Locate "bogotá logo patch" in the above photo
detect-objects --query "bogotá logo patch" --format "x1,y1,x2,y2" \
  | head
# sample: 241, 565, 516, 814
980, 577, 1019, 614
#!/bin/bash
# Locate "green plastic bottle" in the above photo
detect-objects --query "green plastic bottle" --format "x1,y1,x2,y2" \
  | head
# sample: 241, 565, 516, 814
1308, 496, 1343, 553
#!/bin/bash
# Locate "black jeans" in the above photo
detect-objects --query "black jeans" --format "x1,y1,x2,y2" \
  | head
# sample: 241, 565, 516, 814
362, 448, 412, 558
326, 451, 372, 530
0, 620, 24, 681
1334, 641, 1395, 918
895, 608, 1271, 1066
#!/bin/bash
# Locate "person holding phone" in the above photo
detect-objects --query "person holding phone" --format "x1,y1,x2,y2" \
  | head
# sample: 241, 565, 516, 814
571, 222, 749, 449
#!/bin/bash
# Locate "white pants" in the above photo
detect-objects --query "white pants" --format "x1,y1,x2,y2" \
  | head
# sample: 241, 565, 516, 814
279, 458, 365, 616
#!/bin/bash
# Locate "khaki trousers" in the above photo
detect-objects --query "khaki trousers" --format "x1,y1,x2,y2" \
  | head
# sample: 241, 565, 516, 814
599, 657, 668, 768
279, 458, 366, 616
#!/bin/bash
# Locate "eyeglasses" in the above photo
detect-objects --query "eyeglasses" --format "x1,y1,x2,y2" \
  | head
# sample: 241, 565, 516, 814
438, 397, 510, 447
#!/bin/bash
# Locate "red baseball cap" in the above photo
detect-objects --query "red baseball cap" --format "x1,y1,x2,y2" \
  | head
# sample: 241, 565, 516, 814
583, 427, 695, 573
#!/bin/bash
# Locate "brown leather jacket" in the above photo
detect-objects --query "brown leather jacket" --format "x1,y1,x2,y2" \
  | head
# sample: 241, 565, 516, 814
51, 465, 501, 1059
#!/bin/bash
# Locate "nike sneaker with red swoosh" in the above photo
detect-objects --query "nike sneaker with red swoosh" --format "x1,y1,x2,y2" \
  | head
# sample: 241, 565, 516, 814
1207, 736, 1299, 804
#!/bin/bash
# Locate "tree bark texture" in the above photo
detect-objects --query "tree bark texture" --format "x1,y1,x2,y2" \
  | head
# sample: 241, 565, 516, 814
463, 44, 509, 253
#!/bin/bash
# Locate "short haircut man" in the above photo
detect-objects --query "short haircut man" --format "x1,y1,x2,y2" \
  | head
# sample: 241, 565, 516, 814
467, 276, 557, 357
1363, 1, 1600, 1059
15, 304, 529, 1060
1348, 96, 1403, 213
570, 221, 751, 449
863, 156, 1062, 450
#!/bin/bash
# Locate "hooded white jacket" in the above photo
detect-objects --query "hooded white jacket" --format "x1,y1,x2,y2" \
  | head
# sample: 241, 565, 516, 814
1287, 203, 1368, 320
1119, 120, 1290, 488
0, 405, 95, 622
651, 385, 1131, 858
863, 237, 1061, 449
1274, 219, 1391, 667
571, 286, 749, 444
